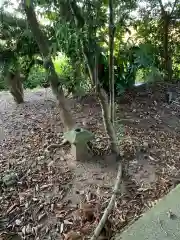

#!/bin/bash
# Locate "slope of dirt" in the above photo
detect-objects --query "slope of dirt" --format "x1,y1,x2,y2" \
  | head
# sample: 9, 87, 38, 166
0, 85, 180, 239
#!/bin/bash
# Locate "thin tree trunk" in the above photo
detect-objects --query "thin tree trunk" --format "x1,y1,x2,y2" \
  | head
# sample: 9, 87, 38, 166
82, 44, 119, 153
90, 163, 122, 240
23, 1, 75, 131
97, 88, 119, 154
109, 0, 115, 124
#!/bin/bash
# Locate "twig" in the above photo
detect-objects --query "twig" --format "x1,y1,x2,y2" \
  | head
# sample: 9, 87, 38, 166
90, 163, 122, 240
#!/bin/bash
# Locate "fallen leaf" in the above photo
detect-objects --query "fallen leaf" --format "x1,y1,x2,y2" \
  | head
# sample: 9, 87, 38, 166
40, 184, 53, 191
64, 219, 73, 225
6, 203, 18, 215
22, 226, 26, 236
167, 210, 177, 220
15, 219, 22, 226
0, 232, 22, 240
38, 213, 47, 222
60, 222, 64, 233
80, 224, 93, 235
64, 231, 82, 240
79, 203, 96, 222
32, 224, 43, 235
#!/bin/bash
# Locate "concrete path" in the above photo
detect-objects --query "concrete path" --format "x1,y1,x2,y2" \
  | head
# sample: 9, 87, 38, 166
115, 185, 180, 240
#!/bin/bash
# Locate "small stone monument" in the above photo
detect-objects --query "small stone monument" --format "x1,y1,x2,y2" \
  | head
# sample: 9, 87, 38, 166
64, 128, 94, 161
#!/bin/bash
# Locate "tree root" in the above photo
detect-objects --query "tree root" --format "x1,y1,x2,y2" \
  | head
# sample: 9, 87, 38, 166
90, 162, 122, 240
47, 138, 69, 150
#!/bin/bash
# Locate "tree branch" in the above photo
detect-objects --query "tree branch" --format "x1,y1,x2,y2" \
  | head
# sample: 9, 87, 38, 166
157, 0, 165, 14
23, 2, 49, 57
23, 0, 75, 131
170, 0, 178, 16
69, 0, 85, 28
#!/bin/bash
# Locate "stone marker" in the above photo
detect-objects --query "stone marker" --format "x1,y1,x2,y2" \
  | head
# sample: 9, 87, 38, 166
64, 128, 94, 161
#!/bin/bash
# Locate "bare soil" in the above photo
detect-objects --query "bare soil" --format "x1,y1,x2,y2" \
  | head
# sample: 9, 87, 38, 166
0, 84, 180, 239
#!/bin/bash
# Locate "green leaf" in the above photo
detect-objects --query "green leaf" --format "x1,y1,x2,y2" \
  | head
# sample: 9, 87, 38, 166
25, 0, 31, 7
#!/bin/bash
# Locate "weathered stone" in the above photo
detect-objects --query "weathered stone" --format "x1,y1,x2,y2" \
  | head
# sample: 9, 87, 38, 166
64, 128, 94, 144
64, 128, 94, 161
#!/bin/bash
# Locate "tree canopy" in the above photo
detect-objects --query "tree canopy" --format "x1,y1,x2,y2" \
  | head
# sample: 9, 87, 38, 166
0, 0, 179, 92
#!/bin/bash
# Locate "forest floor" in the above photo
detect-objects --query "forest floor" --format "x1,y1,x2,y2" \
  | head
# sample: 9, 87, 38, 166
0, 82, 180, 240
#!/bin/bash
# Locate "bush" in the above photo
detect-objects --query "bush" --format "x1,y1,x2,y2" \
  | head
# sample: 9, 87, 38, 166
135, 67, 164, 85
54, 56, 89, 95
0, 55, 89, 94
24, 66, 47, 89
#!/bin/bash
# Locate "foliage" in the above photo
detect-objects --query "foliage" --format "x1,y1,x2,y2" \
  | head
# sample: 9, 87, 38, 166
54, 56, 88, 94
23, 66, 46, 89
0, 0, 179, 93
0, 77, 7, 90
134, 0, 180, 80
136, 67, 164, 84
54, 56, 73, 81
98, 42, 160, 95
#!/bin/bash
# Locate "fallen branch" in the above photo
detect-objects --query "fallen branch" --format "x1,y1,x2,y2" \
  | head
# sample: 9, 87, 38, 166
90, 162, 122, 240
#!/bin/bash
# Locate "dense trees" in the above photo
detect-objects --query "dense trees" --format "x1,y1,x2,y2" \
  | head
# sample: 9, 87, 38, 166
0, 0, 179, 92
135, 0, 180, 81
0, 0, 179, 154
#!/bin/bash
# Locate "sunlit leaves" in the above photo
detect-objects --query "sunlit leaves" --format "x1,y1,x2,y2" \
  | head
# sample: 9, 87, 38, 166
133, 43, 156, 67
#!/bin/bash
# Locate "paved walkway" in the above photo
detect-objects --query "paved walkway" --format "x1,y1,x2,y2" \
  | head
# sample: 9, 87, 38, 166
115, 185, 180, 240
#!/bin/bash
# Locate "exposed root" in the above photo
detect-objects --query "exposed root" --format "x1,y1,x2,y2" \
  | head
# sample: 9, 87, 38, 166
90, 162, 122, 240
47, 138, 69, 150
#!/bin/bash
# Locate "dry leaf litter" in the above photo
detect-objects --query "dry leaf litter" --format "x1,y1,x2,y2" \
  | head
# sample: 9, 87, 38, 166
0, 84, 179, 239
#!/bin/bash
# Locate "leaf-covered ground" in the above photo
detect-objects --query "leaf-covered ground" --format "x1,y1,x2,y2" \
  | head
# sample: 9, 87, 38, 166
0, 84, 180, 240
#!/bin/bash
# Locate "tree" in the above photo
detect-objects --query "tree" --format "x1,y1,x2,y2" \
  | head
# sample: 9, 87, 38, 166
136, 0, 180, 81
0, 48, 24, 103
68, 0, 120, 155
20, 0, 137, 155
6, 69, 24, 104
0, 10, 40, 102
157, 0, 179, 81
23, 1, 75, 131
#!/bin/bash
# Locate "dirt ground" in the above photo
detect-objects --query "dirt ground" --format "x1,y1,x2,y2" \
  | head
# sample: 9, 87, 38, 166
0, 84, 180, 239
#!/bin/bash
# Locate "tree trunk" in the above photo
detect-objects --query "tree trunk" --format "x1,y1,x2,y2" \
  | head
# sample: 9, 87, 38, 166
158, 0, 173, 82
6, 70, 24, 104
109, 0, 115, 124
85, 53, 118, 154
97, 88, 119, 154
23, 1, 75, 131
158, 0, 178, 82
163, 13, 172, 81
